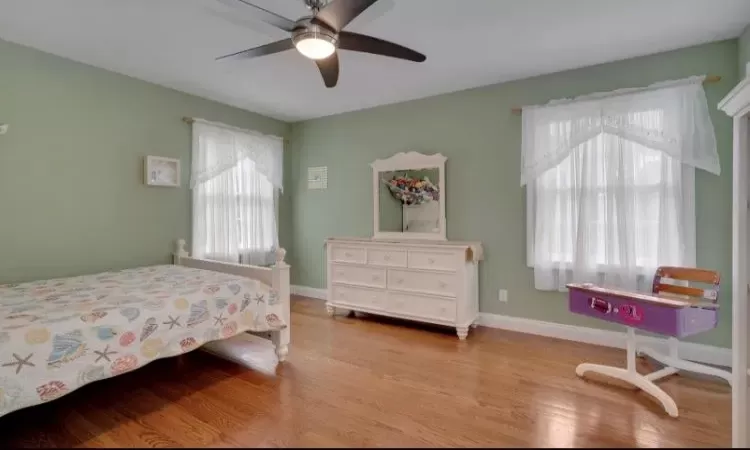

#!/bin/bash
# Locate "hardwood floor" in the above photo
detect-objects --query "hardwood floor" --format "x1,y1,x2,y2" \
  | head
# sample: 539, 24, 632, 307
1, 296, 730, 448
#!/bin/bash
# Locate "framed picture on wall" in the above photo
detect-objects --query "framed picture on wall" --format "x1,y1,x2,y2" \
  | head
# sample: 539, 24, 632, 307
144, 156, 180, 187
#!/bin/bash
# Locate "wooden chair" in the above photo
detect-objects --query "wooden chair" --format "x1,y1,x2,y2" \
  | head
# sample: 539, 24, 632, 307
637, 265, 729, 383
567, 266, 730, 418
651, 266, 720, 307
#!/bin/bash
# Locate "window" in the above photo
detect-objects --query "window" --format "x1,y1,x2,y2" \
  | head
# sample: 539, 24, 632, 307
190, 120, 283, 266
527, 125, 693, 274
198, 157, 278, 265
522, 78, 719, 292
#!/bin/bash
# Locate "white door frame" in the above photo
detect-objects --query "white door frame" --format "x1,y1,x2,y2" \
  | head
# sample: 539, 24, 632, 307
719, 75, 750, 448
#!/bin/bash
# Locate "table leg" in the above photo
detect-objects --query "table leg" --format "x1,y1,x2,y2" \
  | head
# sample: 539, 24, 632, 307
575, 327, 679, 418
639, 344, 732, 385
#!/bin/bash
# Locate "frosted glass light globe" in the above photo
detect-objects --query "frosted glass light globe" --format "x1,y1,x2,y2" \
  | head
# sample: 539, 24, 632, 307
295, 37, 336, 60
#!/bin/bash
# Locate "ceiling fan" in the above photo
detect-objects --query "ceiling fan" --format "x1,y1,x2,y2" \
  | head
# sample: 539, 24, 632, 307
215, 0, 427, 88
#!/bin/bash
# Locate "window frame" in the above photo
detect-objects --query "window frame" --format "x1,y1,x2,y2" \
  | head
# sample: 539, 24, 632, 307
525, 140, 696, 274
196, 157, 280, 261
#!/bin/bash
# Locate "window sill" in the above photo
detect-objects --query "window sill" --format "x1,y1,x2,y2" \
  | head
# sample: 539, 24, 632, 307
526, 262, 656, 277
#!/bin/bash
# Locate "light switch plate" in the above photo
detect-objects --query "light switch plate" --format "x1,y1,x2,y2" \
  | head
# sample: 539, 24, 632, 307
746, 62, 750, 78
0, 124, 8, 135
308, 166, 328, 190
498, 289, 508, 303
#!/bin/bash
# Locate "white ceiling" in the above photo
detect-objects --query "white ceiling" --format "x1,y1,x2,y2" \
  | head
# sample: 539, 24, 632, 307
1, 0, 749, 122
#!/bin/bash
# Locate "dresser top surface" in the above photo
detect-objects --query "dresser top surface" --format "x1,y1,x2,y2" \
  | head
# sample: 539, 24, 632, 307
326, 237, 483, 261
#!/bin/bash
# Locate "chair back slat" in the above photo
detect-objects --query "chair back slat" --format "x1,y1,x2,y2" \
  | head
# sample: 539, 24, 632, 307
655, 266, 719, 284
652, 266, 720, 305
655, 283, 707, 298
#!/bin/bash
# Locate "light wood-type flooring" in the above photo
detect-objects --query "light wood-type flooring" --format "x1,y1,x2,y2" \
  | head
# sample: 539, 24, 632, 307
0, 296, 731, 447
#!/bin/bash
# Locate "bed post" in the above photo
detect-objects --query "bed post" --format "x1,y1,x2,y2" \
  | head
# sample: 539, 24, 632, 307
174, 239, 189, 265
271, 248, 290, 362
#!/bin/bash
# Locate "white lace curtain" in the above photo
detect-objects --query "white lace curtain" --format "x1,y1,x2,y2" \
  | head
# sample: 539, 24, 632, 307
190, 119, 283, 265
522, 76, 719, 291
521, 76, 720, 186
191, 120, 283, 191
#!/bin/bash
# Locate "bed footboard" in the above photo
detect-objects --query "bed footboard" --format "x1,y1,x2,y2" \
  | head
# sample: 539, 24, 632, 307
173, 239, 290, 362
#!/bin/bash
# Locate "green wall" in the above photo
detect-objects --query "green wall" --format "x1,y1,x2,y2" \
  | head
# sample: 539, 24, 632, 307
0, 39, 291, 284
740, 25, 750, 78
289, 40, 738, 348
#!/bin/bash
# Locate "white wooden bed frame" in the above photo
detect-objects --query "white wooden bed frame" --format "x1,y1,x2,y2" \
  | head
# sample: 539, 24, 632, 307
172, 239, 290, 361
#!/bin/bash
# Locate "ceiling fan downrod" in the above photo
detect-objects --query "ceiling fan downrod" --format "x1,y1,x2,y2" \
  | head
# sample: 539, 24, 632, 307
304, 0, 326, 15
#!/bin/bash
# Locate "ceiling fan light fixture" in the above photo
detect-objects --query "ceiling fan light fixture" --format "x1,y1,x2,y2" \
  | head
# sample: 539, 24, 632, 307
216, 0, 427, 88
292, 27, 337, 60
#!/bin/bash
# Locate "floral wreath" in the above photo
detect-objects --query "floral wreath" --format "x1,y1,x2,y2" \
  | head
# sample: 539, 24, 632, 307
382, 173, 439, 206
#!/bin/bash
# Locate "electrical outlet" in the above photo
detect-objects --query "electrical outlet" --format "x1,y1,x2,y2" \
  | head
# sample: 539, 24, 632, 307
498, 289, 508, 303
0, 124, 8, 135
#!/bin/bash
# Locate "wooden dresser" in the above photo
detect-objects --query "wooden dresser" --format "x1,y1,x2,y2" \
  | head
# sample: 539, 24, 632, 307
325, 237, 483, 339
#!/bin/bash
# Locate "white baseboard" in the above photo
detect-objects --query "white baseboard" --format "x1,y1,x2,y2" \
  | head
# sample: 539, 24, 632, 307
291, 285, 327, 300
478, 312, 731, 368
289, 285, 731, 367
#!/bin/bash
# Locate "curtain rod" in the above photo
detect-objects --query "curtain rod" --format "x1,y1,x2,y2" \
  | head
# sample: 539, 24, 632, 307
183, 117, 288, 143
510, 74, 721, 115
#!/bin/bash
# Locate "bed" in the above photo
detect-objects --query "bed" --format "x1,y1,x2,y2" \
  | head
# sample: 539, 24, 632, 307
0, 239, 290, 418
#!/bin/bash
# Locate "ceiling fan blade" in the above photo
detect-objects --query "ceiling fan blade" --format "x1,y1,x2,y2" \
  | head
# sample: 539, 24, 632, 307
338, 32, 426, 63
204, 5, 283, 38
216, 39, 294, 61
315, 52, 340, 88
311, 0, 379, 32
221, 0, 297, 32
343, 0, 394, 29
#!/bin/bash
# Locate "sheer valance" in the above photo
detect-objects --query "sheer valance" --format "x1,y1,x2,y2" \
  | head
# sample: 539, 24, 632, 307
520, 76, 720, 186
190, 119, 284, 191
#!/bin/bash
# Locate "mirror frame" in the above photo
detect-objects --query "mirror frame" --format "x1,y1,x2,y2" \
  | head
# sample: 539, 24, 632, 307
371, 151, 447, 241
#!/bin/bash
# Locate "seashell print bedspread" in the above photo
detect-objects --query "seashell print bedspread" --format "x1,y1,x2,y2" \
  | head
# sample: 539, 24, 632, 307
0, 264, 286, 418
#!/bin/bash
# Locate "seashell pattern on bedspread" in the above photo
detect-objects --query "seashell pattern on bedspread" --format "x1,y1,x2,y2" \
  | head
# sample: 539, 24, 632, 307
0, 264, 285, 418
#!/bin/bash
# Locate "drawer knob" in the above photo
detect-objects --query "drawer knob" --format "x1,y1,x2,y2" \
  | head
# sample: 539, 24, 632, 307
345, 252, 352, 258
440, 307, 447, 314
396, 278, 404, 284
384, 255, 391, 261
438, 281, 448, 289
372, 275, 380, 281
428, 257, 436, 264
336, 271, 344, 277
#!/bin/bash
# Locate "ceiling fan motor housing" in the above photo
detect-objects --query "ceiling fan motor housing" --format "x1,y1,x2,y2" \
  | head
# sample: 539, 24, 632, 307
292, 18, 338, 49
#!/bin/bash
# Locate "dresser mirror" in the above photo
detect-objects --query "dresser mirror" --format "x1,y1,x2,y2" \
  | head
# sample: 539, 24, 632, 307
371, 152, 447, 241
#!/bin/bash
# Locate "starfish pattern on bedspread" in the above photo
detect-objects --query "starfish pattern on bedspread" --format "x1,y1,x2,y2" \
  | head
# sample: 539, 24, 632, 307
213, 313, 227, 326
163, 315, 181, 329
94, 345, 117, 363
2, 353, 35, 374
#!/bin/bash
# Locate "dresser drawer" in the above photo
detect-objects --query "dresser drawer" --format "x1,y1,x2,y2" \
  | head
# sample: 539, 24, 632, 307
331, 264, 386, 288
367, 248, 407, 267
387, 269, 459, 298
388, 292, 456, 322
408, 250, 458, 272
331, 285, 387, 311
330, 245, 366, 264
